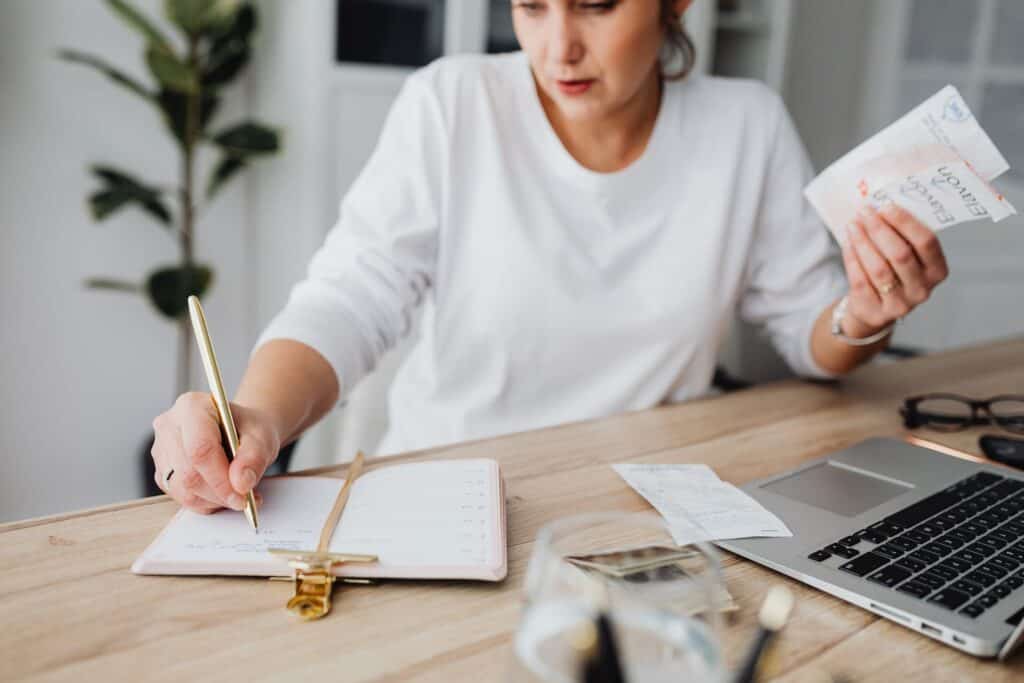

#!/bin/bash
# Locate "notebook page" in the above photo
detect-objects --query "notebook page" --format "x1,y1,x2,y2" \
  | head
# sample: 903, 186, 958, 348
132, 459, 504, 579
331, 459, 500, 569
135, 476, 342, 572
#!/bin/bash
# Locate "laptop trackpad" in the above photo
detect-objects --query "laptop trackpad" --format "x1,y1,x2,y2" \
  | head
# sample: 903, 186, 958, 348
759, 461, 911, 517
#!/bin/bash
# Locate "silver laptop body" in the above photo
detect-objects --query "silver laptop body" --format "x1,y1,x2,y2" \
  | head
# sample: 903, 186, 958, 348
717, 437, 1024, 658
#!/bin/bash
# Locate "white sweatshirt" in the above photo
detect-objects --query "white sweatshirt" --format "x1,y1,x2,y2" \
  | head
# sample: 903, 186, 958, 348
256, 52, 847, 455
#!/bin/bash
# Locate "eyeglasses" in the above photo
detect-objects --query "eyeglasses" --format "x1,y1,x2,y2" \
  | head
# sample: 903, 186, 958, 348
901, 394, 1024, 434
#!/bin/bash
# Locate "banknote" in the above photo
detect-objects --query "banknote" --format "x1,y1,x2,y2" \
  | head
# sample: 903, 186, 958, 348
566, 545, 698, 578
566, 545, 738, 616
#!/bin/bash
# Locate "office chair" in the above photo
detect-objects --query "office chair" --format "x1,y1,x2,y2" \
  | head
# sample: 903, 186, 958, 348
710, 344, 923, 394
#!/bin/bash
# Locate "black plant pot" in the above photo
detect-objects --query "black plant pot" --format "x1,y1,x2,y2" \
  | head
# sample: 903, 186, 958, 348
141, 432, 161, 497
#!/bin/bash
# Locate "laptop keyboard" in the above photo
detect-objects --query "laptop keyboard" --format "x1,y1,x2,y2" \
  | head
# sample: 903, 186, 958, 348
808, 471, 1024, 624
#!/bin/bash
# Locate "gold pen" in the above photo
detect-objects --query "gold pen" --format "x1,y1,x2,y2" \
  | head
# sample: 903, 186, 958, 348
187, 295, 259, 532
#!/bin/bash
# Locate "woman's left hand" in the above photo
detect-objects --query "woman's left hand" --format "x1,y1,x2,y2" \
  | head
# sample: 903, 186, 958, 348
838, 203, 949, 337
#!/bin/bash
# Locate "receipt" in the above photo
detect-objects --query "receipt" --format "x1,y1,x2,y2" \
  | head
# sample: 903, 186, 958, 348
864, 159, 1015, 226
613, 464, 792, 546
805, 85, 1015, 240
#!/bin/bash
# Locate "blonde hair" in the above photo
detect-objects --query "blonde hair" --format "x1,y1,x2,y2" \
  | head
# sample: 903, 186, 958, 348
661, 1, 697, 81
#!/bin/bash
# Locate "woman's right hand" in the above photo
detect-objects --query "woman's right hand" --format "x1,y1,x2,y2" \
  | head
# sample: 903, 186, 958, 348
150, 392, 281, 514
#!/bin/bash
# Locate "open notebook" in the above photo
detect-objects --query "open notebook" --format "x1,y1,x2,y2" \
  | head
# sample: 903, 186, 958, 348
132, 458, 507, 581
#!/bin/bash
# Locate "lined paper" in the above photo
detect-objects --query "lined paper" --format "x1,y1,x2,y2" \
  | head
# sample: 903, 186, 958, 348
133, 459, 504, 580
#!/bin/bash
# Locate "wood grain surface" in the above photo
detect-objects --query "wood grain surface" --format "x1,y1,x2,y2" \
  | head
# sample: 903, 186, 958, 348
2, 337, 1023, 682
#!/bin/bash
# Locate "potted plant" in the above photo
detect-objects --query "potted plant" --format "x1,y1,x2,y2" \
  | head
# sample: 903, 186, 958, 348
60, 0, 282, 494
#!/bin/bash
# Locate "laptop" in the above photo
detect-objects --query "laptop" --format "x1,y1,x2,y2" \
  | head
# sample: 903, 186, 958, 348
716, 437, 1024, 659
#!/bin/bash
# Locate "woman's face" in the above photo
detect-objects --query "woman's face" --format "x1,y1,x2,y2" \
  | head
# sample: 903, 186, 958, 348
511, 0, 691, 122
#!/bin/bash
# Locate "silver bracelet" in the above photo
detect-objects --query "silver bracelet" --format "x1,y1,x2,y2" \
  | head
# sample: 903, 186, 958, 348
830, 295, 895, 346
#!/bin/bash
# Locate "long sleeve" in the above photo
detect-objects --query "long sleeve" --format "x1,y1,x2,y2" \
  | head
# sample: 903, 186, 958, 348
738, 90, 848, 379
254, 75, 448, 401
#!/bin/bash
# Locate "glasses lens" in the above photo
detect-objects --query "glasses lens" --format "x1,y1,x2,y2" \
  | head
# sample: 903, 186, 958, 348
989, 398, 1024, 434
915, 397, 973, 431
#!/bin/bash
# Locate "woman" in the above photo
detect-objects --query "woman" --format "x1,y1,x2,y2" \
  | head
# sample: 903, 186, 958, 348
151, 0, 948, 514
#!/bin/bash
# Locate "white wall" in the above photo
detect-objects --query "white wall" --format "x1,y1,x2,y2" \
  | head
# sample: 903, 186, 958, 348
246, 0, 338, 471
782, 0, 871, 172
0, 0, 256, 522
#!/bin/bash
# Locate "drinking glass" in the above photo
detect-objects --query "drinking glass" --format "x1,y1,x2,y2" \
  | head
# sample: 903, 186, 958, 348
507, 511, 727, 683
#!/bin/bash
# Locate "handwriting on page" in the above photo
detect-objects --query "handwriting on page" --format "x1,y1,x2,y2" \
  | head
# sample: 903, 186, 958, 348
147, 477, 342, 569
140, 460, 500, 574
613, 464, 791, 545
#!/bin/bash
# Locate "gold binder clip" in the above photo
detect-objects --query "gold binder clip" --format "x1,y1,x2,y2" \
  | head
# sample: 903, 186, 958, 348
267, 452, 375, 620
268, 550, 378, 620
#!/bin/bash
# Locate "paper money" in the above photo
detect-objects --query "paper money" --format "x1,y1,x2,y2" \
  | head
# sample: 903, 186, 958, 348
567, 545, 699, 578
566, 545, 738, 616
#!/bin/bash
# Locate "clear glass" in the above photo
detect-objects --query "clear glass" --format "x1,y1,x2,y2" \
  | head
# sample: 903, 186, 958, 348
904, 0, 978, 64
981, 83, 1024, 182
507, 512, 727, 683
896, 75, 973, 121
991, 0, 1024, 66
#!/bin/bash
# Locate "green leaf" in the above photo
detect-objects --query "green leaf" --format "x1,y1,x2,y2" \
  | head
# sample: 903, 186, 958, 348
57, 49, 154, 101
89, 188, 132, 221
165, 0, 240, 36
146, 44, 198, 93
209, 2, 255, 43
203, 38, 249, 87
164, 0, 210, 34
211, 121, 280, 155
202, 4, 256, 87
105, 0, 173, 51
84, 277, 141, 293
88, 187, 172, 224
88, 166, 173, 225
206, 155, 246, 198
157, 88, 220, 146
202, 0, 244, 32
146, 264, 213, 318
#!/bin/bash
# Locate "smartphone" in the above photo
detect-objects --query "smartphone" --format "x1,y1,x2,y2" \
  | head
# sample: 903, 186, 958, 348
979, 434, 1024, 470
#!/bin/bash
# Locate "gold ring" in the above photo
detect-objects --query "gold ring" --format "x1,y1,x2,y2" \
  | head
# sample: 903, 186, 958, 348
879, 281, 898, 295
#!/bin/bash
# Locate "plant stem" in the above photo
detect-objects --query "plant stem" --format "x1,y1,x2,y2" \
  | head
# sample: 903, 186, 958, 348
176, 35, 201, 399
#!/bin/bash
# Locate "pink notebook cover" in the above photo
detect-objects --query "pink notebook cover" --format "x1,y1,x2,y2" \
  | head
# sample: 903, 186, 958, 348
132, 459, 507, 582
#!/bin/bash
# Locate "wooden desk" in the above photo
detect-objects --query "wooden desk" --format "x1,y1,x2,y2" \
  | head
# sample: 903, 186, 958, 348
3, 338, 1023, 682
